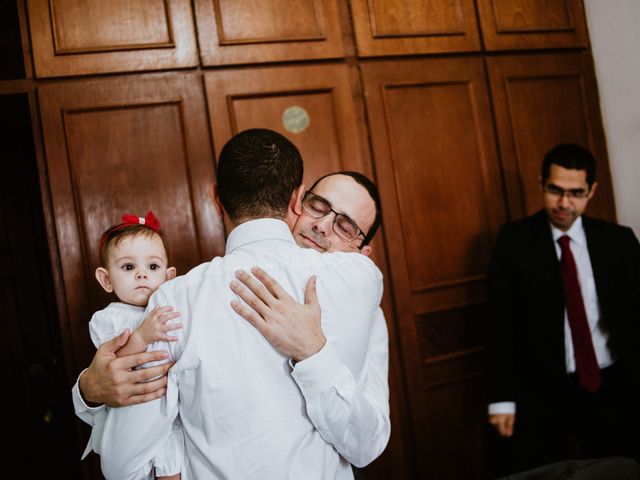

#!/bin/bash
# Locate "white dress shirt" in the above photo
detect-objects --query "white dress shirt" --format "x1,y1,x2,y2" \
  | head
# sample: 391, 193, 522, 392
551, 217, 614, 373
100, 219, 385, 480
292, 306, 390, 468
489, 216, 614, 415
71, 311, 390, 469
72, 374, 106, 427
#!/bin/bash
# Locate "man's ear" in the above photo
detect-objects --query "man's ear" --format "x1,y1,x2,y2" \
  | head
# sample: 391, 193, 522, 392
291, 184, 305, 216
166, 266, 177, 281
210, 184, 223, 216
587, 181, 598, 200
95, 267, 114, 293
285, 184, 305, 228
360, 245, 372, 257
210, 183, 234, 232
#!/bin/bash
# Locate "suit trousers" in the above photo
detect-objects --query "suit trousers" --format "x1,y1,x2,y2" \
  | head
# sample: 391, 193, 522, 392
565, 364, 639, 462
497, 457, 640, 480
492, 364, 640, 476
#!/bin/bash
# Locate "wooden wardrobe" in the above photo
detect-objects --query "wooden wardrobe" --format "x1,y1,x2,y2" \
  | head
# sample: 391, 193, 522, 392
1, 1, 615, 478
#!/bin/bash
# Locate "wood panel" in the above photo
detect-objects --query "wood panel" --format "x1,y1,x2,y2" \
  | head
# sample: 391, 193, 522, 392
194, 0, 346, 65
350, 0, 481, 56
361, 57, 505, 479
27, 0, 198, 77
13, 3, 615, 479
486, 52, 616, 222
204, 63, 370, 186
204, 62, 414, 478
476, 0, 588, 50
38, 72, 224, 375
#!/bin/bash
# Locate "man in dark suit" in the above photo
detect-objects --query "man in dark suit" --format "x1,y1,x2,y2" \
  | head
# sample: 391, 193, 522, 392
487, 143, 640, 473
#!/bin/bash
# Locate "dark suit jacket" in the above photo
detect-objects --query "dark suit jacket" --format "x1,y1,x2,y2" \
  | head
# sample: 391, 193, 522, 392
488, 210, 640, 412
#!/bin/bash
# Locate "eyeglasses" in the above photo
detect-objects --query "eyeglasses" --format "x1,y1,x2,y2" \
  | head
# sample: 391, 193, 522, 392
301, 191, 366, 243
543, 184, 590, 199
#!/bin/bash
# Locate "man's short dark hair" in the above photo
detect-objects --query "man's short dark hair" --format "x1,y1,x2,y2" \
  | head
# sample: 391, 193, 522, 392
217, 129, 303, 222
541, 143, 597, 187
309, 171, 382, 247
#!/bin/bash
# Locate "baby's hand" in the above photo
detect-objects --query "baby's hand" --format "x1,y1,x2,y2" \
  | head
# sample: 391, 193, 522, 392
137, 306, 182, 345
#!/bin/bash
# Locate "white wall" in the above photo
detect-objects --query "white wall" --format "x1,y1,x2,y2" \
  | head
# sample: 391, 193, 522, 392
584, 0, 640, 235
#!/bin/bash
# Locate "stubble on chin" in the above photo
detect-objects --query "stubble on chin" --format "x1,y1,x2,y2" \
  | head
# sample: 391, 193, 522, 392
297, 232, 328, 252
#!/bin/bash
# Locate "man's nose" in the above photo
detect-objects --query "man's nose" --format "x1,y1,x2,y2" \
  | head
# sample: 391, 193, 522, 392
312, 214, 335, 235
558, 193, 571, 208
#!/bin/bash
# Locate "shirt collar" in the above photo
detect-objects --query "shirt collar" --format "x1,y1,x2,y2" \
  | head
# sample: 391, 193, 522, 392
225, 218, 296, 255
550, 215, 586, 248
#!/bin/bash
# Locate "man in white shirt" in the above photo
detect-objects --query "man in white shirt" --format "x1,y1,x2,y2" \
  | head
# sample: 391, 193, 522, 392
72, 170, 391, 473
487, 143, 640, 474
98, 129, 385, 479
228, 171, 390, 469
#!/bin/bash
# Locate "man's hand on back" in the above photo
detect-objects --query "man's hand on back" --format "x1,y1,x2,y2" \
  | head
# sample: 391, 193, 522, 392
79, 329, 173, 407
230, 267, 325, 363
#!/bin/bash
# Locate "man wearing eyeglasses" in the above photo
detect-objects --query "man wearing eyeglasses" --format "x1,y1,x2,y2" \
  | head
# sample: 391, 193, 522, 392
229, 171, 389, 471
487, 143, 640, 474
293, 173, 379, 256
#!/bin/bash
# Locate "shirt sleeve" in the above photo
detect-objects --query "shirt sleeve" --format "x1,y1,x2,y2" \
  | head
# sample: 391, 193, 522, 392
71, 369, 107, 426
488, 402, 516, 415
292, 307, 391, 468
315, 253, 383, 381
99, 288, 181, 480
72, 369, 111, 460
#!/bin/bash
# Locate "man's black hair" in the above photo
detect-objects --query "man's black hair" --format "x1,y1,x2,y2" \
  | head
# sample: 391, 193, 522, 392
541, 143, 597, 187
217, 129, 303, 222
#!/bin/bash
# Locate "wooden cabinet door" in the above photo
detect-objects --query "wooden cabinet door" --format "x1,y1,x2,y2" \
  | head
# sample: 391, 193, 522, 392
361, 57, 506, 479
351, 0, 481, 56
204, 62, 414, 478
476, 0, 588, 51
38, 72, 224, 374
194, 0, 347, 66
204, 63, 370, 185
27, 0, 198, 77
486, 52, 616, 222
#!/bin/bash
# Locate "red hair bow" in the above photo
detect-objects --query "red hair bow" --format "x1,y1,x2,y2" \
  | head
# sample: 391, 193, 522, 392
99, 211, 162, 260
121, 211, 161, 233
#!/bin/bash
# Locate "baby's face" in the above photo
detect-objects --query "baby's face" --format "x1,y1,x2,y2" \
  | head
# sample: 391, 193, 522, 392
104, 233, 173, 306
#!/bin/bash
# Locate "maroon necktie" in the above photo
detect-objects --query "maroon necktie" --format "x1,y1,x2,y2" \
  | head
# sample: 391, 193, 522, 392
557, 235, 601, 392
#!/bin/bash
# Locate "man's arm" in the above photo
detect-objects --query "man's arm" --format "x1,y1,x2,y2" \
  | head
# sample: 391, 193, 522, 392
488, 400, 516, 437
487, 225, 519, 436
292, 307, 390, 467
230, 267, 390, 467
